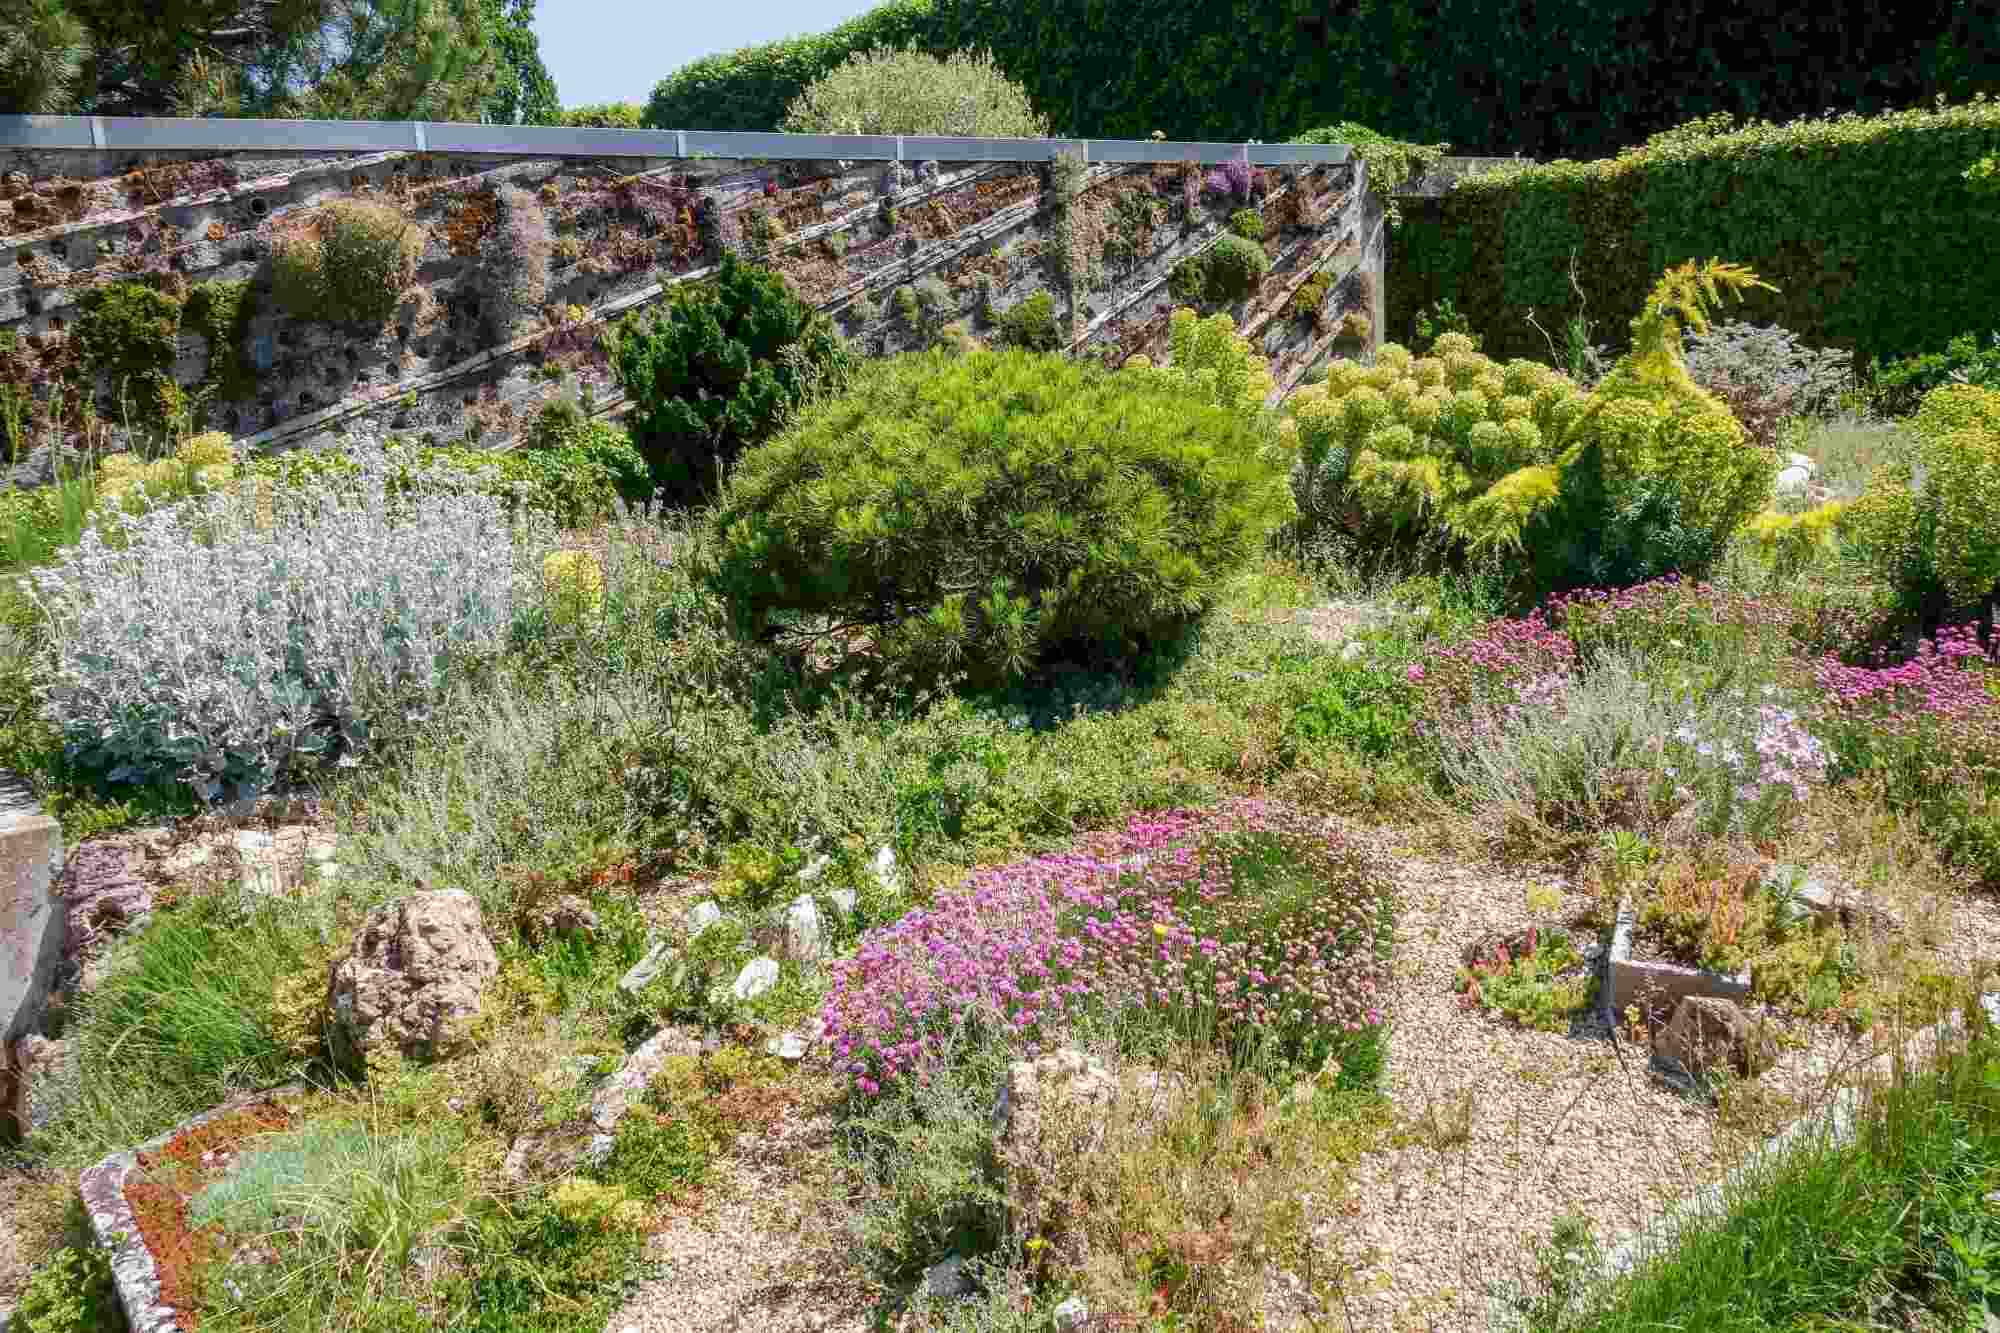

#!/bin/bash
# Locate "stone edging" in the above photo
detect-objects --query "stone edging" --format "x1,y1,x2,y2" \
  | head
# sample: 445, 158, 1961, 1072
79, 1084, 305, 1333
1600, 892, 1751, 1029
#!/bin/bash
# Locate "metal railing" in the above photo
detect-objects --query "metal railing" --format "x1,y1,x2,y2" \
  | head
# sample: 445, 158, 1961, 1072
0, 115, 1353, 167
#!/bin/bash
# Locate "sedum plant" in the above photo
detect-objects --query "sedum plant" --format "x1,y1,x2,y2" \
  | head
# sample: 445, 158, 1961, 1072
25, 439, 553, 802
701, 346, 1294, 690
1290, 260, 1781, 598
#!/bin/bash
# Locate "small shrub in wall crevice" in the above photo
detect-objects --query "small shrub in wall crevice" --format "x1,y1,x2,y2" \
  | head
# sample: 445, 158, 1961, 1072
270, 199, 426, 328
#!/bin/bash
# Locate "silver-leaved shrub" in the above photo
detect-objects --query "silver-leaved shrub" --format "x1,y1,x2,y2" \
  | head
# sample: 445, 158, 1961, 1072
26, 439, 554, 802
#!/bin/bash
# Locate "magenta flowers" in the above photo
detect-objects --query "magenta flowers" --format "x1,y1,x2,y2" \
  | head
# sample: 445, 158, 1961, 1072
819, 800, 1393, 1094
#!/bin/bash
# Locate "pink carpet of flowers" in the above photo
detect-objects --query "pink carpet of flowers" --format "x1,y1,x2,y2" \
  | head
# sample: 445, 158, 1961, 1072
819, 799, 1392, 1094
1813, 622, 2000, 792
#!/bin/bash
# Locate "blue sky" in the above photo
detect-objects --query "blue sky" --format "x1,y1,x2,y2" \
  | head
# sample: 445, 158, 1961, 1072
534, 0, 880, 109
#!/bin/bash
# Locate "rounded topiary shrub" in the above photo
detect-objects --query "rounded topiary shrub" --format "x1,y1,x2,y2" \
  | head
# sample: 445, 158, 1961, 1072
780, 46, 1049, 138
702, 346, 1296, 689
271, 199, 426, 327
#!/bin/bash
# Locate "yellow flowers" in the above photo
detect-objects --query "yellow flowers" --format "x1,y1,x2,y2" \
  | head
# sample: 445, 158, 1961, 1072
541, 548, 605, 626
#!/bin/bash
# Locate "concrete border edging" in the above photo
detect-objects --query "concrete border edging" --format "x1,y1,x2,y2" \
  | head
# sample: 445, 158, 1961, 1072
78, 1085, 307, 1333
1601, 893, 1751, 1030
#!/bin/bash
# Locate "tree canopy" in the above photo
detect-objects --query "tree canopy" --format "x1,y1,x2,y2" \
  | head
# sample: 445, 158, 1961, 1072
0, 0, 560, 122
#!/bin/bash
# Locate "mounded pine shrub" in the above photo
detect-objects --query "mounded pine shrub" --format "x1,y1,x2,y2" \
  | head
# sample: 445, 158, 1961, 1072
701, 346, 1295, 689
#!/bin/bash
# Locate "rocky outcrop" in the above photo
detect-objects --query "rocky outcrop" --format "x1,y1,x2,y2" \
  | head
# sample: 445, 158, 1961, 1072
325, 889, 498, 1067
1656, 995, 1778, 1080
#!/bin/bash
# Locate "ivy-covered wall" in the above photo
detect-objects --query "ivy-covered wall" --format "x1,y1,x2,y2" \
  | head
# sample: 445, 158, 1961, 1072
0, 144, 1378, 478
1386, 99, 2000, 374
642, 0, 1999, 163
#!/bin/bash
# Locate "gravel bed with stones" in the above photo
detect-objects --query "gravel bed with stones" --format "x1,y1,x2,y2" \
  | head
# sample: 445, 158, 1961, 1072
1307, 824, 2000, 1333
606, 1080, 878, 1333
600, 813, 2000, 1333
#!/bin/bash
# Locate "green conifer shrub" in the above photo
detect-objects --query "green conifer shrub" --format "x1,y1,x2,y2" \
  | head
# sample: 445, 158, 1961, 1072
609, 251, 853, 499
701, 346, 1295, 689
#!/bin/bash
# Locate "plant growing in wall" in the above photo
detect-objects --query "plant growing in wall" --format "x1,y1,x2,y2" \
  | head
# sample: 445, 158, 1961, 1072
72, 280, 182, 407
609, 251, 853, 500
270, 200, 426, 327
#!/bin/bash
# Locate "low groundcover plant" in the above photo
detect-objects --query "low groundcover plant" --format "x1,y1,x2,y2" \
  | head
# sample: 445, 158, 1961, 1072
820, 799, 1393, 1093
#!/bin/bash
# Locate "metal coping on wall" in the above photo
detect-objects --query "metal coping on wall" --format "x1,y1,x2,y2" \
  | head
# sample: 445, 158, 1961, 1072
0, 116, 1352, 167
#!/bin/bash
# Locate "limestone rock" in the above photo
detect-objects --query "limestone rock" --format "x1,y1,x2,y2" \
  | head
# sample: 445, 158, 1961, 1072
542, 894, 599, 941
56, 837, 148, 966
326, 889, 499, 1066
731, 956, 779, 1003
1054, 1295, 1090, 1330
2, 811, 63, 1057
686, 899, 722, 938
7, 1033, 76, 1136
923, 1252, 973, 1300
991, 1048, 1182, 1264
871, 845, 901, 897
1656, 996, 1777, 1080
764, 1032, 808, 1060
784, 894, 823, 962
618, 938, 673, 995
1774, 465, 1813, 500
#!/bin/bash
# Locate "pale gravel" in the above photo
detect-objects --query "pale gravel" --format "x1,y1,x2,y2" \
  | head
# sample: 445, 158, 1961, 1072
601, 816, 2000, 1333
1302, 824, 2000, 1333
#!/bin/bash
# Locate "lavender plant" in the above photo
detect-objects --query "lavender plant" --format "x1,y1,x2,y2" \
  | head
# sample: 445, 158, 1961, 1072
25, 440, 552, 801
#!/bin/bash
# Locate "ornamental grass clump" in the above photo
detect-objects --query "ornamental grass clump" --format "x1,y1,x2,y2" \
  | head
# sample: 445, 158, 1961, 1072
820, 800, 1393, 1095
25, 439, 551, 802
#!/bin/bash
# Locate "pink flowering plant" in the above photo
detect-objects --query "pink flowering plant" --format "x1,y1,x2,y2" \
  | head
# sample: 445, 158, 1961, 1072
819, 800, 1394, 1096
1546, 575, 1799, 694
1812, 623, 2000, 878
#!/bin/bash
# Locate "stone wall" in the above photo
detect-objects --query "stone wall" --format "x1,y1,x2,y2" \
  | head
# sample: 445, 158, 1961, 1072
0, 143, 1383, 474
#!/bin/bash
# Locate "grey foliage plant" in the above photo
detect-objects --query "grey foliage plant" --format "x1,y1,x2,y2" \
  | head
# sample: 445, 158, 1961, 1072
1681, 319, 1857, 425
24, 439, 554, 802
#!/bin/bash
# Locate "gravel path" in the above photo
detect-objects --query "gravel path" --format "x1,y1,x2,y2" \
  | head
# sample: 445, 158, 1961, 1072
607, 1082, 879, 1333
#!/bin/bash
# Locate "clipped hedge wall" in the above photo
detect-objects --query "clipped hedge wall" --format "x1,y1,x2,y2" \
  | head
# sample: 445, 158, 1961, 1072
1390, 98, 2000, 377
643, 0, 1996, 161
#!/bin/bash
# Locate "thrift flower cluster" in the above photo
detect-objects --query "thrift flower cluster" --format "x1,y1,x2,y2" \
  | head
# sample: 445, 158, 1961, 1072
819, 800, 1393, 1094
1408, 609, 1577, 760
1813, 622, 2000, 796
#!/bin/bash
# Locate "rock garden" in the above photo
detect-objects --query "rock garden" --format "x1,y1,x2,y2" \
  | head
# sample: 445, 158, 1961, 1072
5, 66, 2000, 1333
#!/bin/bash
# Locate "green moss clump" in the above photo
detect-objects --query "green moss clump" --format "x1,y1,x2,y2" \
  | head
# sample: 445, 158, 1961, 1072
1228, 208, 1267, 241
72, 280, 182, 398
994, 290, 1060, 351
182, 279, 259, 402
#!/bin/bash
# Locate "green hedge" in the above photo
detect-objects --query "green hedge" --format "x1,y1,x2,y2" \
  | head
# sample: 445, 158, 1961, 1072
1389, 98, 2000, 378
643, 0, 1996, 161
